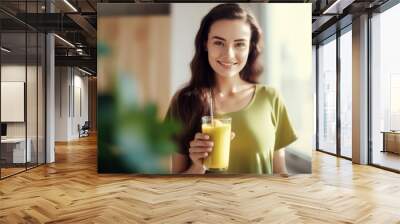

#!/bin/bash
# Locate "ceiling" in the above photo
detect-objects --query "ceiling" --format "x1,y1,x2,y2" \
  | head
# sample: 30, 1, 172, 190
0, 0, 393, 75
0, 0, 98, 74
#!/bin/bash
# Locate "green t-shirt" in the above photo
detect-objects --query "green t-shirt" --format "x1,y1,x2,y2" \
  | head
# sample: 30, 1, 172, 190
216, 84, 297, 174
165, 84, 297, 174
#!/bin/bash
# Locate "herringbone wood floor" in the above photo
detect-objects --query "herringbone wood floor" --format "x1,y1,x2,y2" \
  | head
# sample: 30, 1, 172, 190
1, 135, 400, 223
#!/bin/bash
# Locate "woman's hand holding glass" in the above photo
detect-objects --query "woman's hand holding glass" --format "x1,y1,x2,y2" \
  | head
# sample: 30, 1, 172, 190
187, 132, 235, 174
188, 133, 213, 173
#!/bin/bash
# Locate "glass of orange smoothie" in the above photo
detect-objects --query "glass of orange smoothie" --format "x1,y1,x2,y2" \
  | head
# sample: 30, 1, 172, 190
201, 116, 231, 172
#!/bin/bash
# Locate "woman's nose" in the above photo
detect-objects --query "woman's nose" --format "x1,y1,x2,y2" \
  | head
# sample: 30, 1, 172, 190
223, 46, 235, 59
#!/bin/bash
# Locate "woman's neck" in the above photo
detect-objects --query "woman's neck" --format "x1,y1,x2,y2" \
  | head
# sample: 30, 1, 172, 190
214, 74, 247, 97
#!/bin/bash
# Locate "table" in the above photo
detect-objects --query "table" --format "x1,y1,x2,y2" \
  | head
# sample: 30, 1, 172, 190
1, 138, 31, 163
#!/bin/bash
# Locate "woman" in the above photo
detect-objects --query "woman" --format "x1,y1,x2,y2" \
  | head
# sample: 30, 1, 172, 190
165, 3, 297, 175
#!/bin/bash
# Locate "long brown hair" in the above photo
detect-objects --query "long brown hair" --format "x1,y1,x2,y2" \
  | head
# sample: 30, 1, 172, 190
172, 3, 263, 154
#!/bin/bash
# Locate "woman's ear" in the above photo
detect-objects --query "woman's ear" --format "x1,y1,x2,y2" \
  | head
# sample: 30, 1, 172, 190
204, 41, 208, 51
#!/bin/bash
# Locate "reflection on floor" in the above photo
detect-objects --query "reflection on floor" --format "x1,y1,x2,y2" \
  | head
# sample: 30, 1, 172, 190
0, 163, 41, 178
0, 167, 25, 178
340, 147, 352, 158
373, 151, 400, 171
285, 148, 311, 174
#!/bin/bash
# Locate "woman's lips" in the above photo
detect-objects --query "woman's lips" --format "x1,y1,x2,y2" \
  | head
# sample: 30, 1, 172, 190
218, 60, 238, 69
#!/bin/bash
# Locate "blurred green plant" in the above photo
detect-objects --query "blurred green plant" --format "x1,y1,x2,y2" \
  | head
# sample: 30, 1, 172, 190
97, 41, 181, 174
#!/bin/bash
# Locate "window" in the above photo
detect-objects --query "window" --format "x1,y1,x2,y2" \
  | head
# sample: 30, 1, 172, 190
339, 28, 352, 158
371, 2, 400, 171
317, 37, 337, 154
0, 1, 47, 179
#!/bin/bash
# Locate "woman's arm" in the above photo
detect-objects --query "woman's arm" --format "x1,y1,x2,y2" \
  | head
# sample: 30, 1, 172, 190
273, 148, 288, 176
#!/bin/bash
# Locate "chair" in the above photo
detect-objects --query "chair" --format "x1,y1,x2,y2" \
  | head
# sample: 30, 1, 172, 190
78, 121, 90, 138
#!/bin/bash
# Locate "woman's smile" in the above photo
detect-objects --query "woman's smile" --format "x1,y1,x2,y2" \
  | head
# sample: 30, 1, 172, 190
217, 60, 238, 69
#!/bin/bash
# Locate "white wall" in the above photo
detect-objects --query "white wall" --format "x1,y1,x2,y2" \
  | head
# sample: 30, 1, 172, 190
1, 65, 26, 81
55, 67, 69, 141
72, 73, 89, 138
55, 67, 89, 141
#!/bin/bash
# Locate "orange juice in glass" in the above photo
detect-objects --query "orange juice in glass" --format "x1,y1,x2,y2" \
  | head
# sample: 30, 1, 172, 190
201, 116, 231, 171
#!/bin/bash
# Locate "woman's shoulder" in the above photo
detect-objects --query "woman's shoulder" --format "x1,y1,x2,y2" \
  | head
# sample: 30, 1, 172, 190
170, 84, 192, 101
167, 85, 200, 117
254, 84, 288, 115
166, 88, 187, 118
170, 86, 198, 106
256, 84, 280, 100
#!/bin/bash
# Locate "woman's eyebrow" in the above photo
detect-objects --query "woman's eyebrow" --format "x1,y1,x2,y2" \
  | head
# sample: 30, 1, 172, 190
211, 36, 248, 42
234, 39, 247, 42
212, 36, 226, 41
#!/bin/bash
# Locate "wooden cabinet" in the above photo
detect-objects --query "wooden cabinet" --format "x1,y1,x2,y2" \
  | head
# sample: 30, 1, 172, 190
382, 132, 400, 154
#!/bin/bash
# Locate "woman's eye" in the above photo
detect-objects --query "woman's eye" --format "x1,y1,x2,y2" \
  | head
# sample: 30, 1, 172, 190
235, 42, 246, 48
214, 41, 224, 47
